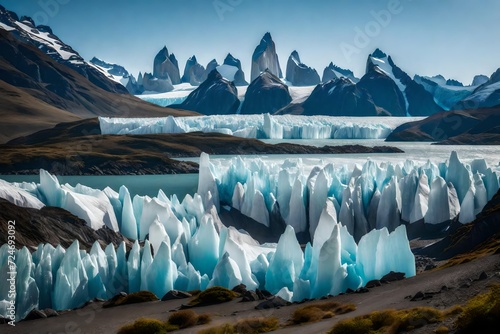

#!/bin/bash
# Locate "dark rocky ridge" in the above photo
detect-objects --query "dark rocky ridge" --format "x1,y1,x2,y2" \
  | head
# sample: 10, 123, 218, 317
0, 28, 196, 143
172, 70, 240, 115
241, 70, 292, 114
89, 57, 143, 95
362, 49, 443, 116
277, 77, 389, 116
0, 6, 126, 95
416, 189, 500, 260
359, 63, 407, 117
0, 199, 130, 250
1, 118, 404, 175
285, 50, 320, 86
386, 107, 500, 144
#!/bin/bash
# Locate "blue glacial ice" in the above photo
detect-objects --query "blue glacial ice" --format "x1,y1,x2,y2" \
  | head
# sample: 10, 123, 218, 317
99, 114, 423, 139
0, 150, 498, 320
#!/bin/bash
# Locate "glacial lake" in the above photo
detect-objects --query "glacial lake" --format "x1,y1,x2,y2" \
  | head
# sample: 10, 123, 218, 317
1, 140, 498, 197
176, 139, 500, 172
0, 173, 199, 198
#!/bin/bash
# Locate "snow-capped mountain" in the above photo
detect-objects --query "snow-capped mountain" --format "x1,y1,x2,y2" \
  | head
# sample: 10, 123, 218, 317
453, 68, 500, 110
361, 49, 443, 116
0, 5, 126, 94
414, 74, 476, 110
89, 57, 143, 94
219, 53, 248, 86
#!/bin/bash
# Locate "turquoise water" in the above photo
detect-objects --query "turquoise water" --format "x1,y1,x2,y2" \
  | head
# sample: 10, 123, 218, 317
2, 140, 498, 197
177, 140, 500, 170
0, 174, 199, 198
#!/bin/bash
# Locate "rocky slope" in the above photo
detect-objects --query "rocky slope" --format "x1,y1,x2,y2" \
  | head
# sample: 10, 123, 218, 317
278, 77, 388, 116
172, 70, 240, 115
1, 118, 403, 175
417, 189, 500, 260
241, 70, 292, 114
0, 199, 130, 250
361, 49, 443, 116
0, 6, 126, 94
386, 107, 500, 144
0, 12, 196, 143
285, 50, 320, 86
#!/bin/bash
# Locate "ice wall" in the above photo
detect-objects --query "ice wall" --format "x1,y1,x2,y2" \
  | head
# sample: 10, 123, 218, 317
201, 151, 499, 242
99, 114, 422, 140
0, 168, 421, 321
0, 216, 414, 321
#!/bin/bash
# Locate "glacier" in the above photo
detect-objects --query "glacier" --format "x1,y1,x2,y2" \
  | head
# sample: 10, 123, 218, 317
99, 114, 423, 140
1, 150, 498, 321
199, 151, 499, 242
0, 168, 421, 321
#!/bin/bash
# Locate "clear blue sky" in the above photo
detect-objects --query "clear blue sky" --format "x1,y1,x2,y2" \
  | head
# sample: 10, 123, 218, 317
2, 0, 500, 84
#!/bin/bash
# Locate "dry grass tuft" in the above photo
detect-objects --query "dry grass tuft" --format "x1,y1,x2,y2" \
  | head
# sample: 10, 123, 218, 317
329, 307, 444, 334
117, 309, 211, 333
456, 283, 500, 333
291, 301, 356, 324
199, 317, 280, 334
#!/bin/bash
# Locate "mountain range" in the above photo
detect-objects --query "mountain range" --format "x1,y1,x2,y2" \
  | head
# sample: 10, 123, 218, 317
0, 5, 499, 143
0, 5, 195, 142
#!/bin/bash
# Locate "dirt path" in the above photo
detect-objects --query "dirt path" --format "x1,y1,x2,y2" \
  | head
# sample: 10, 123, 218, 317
7, 254, 499, 334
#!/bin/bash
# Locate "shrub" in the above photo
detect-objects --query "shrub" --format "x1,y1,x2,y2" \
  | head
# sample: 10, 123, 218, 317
234, 317, 280, 333
435, 325, 449, 334
200, 323, 235, 334
104, 291, 159, 308
117, 318, 170, 334
118, 310, 211, 334
167, 310, 199, 329
200, 317, 279, 334
167, 309, 211, 329
189, 286, 238, 306
330, 307, 444, 334
291, 302, 356, 324
456, 284, 500, 333
330, 318, 373, 334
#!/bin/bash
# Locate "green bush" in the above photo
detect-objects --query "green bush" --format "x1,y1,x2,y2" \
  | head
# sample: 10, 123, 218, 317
104, 291, 159, 308
189, 286, 238, 306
